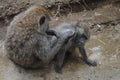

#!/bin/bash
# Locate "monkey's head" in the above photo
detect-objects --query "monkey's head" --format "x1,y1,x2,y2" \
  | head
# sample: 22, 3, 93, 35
74, 24, 90, 47
32, 5, 51, 33
20, 5, 51, 34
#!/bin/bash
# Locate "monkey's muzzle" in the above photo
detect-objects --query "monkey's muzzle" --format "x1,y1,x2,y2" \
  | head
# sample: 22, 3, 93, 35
74, 36, 86, 47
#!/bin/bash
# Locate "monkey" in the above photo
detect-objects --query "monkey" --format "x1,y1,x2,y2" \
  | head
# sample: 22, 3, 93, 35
50, 23, 97, 73
5, 5, 75, 69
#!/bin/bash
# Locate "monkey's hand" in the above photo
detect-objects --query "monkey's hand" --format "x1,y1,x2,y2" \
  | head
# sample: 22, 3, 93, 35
46, 29, 59, 38
85, 59, 97, 66
79, 47, 97, 67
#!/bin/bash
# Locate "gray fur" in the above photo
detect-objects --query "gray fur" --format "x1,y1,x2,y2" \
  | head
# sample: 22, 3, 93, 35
52, 23, 97, 73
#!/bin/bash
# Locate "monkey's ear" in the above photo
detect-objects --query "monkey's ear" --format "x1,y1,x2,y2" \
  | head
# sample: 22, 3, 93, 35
39, 16, 46, 25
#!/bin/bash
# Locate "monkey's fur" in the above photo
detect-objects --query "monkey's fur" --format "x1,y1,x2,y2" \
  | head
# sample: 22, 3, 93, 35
5, 5, 74, 69
51, 23, 97, 73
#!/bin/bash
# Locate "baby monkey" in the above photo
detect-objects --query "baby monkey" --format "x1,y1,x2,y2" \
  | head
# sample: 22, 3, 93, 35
51, 23, 97, 73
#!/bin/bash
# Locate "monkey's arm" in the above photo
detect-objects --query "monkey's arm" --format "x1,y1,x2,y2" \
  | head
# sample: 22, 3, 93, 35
36, 30, 75, 64
79, 46, 97, 66
46, 29, 59, 38
46, 29, 56, 35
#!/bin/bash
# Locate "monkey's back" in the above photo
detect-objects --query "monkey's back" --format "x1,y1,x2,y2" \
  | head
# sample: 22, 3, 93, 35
5, 5, 49, 68
52, 23, 76, 35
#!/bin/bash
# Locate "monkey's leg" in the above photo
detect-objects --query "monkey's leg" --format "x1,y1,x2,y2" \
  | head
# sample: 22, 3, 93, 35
54, 48, 66, 73
79, 47, 97, 66
54, 40, 72, 73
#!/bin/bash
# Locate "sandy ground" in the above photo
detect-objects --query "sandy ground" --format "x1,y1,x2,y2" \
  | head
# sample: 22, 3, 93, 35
0, 1, 120, 80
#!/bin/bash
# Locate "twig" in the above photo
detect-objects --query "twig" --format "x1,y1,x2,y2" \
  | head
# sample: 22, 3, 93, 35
82, 0, 91, 10
54, 2, 63, 17
97, 39, 106, 45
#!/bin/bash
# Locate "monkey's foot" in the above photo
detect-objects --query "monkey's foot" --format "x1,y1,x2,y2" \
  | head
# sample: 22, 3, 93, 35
54, 65, 62, 73
85, 59, 97, 66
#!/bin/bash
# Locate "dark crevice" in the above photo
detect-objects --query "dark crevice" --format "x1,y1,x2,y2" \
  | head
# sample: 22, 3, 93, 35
47, 0, 117, 16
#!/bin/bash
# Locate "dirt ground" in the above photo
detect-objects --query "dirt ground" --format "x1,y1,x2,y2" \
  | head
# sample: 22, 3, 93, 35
0, 0, 120, 80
